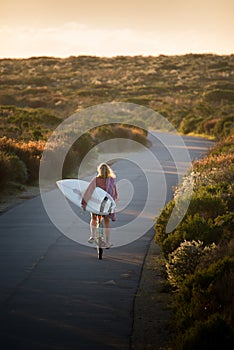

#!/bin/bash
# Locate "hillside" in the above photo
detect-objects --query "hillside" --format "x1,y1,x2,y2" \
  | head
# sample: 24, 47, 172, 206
0, 54, 233, 140
1, 54, 233, 200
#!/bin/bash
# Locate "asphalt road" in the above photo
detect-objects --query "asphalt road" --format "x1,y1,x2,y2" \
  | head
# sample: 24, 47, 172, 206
0, 132, 213, 350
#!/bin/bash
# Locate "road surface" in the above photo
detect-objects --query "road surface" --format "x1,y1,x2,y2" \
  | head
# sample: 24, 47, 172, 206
0, 132, 213, 350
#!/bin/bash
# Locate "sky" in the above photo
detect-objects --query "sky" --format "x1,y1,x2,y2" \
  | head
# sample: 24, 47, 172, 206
0, 0, 233, 58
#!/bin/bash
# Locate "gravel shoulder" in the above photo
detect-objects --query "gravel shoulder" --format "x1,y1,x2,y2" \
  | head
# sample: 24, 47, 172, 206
131, 238, 173, 350
0, 185, 40, 214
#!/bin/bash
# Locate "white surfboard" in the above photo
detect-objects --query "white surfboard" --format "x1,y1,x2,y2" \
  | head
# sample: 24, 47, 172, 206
56, 179, 116, 215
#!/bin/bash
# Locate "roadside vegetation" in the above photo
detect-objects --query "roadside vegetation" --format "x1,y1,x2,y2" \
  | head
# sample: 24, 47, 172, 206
155, 135, 234, 349
0, 123, 147, 196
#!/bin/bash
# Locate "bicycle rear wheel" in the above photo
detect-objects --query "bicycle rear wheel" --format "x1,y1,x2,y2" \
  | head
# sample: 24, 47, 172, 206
98, 246, 103, 260
96, 216, 104, 260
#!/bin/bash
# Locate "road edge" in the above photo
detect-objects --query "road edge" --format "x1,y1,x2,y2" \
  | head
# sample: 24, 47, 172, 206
131, 236, 173, 350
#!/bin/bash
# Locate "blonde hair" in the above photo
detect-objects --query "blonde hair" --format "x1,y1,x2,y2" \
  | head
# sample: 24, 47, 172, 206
97, 163, 116, 179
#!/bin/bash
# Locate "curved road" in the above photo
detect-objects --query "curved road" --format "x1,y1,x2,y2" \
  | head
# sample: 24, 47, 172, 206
0, 132, 213, 350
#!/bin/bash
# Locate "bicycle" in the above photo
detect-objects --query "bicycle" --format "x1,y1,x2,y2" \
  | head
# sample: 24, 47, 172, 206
95, 215, 106, 260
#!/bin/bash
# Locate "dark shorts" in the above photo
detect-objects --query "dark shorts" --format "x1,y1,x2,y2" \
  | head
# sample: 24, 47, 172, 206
91, 212, 116, 221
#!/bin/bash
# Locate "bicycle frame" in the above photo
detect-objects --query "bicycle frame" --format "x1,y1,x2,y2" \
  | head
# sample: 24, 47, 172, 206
95, 215, 105, 260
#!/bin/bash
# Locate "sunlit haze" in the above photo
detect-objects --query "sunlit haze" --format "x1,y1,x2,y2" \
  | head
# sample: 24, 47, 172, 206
1, 0, 233, 58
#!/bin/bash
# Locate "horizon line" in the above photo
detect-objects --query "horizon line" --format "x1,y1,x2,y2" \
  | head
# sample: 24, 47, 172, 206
0, 51, 233, 60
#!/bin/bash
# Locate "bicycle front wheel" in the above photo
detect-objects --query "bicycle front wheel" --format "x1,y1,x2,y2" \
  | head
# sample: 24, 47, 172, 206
98, 247, 103, 260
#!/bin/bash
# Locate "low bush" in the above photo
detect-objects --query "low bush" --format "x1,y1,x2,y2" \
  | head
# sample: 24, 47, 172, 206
193, 151, 234, 179
0, 150, 11, 185
179, 116, 203, 134
213, 115, 234, 139
0, 137, 45, 183
166, 240, 204, 288
214, 212, 234, 240
202, 118, 219, 135
161, 214, 220, 258
203, 89, 234, 103
178, 314, 234, 350
209, 135, 234, 156
155, 200, 175, 246
173, 257, 234, 333
0, 150, 28, 186
188, 188, 227, 219
197, 239, 234, 271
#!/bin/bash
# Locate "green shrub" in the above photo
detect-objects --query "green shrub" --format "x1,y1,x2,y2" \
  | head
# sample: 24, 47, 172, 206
162, 214, 220, 258
154, 200, 175, 246
214, 213, 234, 242
213, 115, 234, 139
166, 240, 204, 288
209, 135, 234, 156
188, 188, 227, 219
7, 153, 28, 183
179, 314, 234, 350
0, 137, 45, 183
202, 118, 219, 135
203, 89, 234, 103
11, 142, 43, 183
0, 150, 10, 185
193, 154, 234, 185
197, 239, 234, 272
0, 151, 28, 185
180, 116, 203, 134
0, 150, 12, 185
174, 257, 234, 331
32, 129, 43, 140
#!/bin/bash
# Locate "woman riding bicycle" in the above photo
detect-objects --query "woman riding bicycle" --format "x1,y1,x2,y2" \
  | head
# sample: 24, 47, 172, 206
81, 163, 118, 249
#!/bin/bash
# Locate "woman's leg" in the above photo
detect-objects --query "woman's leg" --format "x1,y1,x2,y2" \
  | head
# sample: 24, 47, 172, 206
103, 216, 111, 246
89, 213, 97, 239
